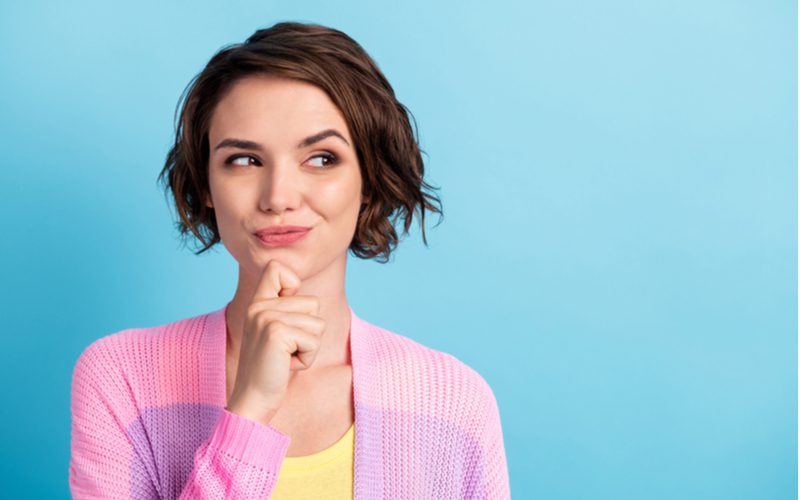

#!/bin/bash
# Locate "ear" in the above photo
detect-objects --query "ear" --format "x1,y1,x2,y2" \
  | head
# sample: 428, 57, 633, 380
204, 193, 213, 209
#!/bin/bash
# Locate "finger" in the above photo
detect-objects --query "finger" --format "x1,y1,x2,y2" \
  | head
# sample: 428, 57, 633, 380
248, 296, 321, 317
255, 310, 325, 336
252, 259, 301, 302
273, 325, 322, 370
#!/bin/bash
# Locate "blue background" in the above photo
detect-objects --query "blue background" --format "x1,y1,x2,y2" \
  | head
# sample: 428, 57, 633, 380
0, 0, 796, 498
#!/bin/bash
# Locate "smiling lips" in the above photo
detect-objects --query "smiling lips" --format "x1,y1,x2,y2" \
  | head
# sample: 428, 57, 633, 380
253, 225, 312, 247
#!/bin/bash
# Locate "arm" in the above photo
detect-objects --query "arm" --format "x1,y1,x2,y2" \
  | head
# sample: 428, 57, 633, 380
465, 377, 512, 500
177, 408, 290, 499
69, 338, 291, 499
479, 389, 511, 499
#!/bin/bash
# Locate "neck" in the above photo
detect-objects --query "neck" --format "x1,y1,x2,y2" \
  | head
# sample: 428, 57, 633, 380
224, 257, 353, 374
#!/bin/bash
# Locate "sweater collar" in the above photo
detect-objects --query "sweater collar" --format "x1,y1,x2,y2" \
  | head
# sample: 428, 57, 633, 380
199, 300, 386, 498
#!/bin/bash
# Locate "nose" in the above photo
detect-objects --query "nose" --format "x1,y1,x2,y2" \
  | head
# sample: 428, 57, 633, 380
257, 160, 302, 214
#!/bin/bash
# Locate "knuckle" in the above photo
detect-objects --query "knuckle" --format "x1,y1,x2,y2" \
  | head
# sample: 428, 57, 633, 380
245, 302, 261, 318
265, 320, 284, 336
259, 309, 277, 322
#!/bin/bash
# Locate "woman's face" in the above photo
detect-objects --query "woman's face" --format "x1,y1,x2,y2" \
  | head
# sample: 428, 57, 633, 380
206, 75, 364, 280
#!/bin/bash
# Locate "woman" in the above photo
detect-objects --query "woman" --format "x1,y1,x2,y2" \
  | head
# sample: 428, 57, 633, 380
69, 21, 510, 499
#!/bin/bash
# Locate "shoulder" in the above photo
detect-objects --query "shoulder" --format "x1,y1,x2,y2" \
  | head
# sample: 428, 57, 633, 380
71, 309, 210, 412
74, 310, 205, 374
364, 321, 501, 426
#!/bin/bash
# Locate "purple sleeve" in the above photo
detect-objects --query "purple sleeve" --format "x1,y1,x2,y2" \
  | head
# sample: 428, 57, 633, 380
69, 340, 291, 499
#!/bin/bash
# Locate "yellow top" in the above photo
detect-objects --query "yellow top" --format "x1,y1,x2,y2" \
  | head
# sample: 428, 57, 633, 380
269, 423, 355, 499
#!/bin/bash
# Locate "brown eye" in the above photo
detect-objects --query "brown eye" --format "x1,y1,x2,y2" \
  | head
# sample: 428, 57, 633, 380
224, 155, 259, 167
307, 152, 339, 169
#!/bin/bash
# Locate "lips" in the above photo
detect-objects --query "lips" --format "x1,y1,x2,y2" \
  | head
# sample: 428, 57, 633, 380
254, 225, 311, 236
254, 227, 311, 247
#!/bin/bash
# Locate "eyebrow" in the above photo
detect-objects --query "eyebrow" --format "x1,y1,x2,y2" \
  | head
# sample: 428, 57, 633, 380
213, 128, 350, 152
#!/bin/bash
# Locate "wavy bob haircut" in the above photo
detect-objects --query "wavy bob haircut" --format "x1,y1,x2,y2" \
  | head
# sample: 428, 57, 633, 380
157, 21, 443, 263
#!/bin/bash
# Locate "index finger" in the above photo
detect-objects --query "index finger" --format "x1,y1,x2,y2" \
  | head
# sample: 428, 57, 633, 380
251, 259, 302, 302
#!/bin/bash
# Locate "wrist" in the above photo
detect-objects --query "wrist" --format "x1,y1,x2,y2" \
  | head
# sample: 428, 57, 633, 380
226, 398, 278, 427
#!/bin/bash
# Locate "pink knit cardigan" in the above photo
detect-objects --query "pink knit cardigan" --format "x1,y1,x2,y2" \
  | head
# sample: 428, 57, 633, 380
69, 301, 511, 499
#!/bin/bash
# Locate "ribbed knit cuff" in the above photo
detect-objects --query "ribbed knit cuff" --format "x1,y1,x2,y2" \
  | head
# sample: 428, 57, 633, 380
208, 408, 292, 466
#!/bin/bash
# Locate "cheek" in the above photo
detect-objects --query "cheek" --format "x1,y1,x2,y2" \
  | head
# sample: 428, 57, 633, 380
209, 183, 249, 235
315, 175, 362, 216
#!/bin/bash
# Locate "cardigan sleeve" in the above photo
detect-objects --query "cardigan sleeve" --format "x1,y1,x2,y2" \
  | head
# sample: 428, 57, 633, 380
482, 388, 511, 499
69, 337, 291, 499
177, 409, 291, 499
467, 374, 512, 500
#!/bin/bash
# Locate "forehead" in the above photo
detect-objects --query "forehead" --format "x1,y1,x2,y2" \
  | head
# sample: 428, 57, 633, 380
208, 75, 351, 143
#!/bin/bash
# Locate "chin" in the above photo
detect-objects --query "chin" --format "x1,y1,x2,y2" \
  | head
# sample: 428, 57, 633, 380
249, 249, 313, 277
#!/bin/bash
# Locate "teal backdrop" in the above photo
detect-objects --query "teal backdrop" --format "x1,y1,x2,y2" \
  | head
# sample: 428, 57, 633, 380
0, 0, 796, 498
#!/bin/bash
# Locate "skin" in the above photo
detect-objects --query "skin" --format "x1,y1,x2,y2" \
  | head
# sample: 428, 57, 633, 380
204, 74, 364, 405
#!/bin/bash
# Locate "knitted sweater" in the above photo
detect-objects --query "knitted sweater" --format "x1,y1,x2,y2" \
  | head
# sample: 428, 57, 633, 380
69, 301, 511, 499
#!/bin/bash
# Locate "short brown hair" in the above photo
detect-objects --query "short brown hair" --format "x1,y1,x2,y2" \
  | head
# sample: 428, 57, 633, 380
157, 21, 443, 263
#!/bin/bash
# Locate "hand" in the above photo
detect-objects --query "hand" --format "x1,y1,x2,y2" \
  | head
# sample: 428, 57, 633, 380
225, 259, 326, 426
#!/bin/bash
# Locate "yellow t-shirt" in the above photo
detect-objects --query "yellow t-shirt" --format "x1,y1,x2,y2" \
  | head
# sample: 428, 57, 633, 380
269, 423, 355, 499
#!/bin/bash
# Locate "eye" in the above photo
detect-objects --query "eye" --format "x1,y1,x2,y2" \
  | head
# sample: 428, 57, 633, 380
222, 152, 340, 169
307, 152, 340, 169
224, 155, 259, 167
